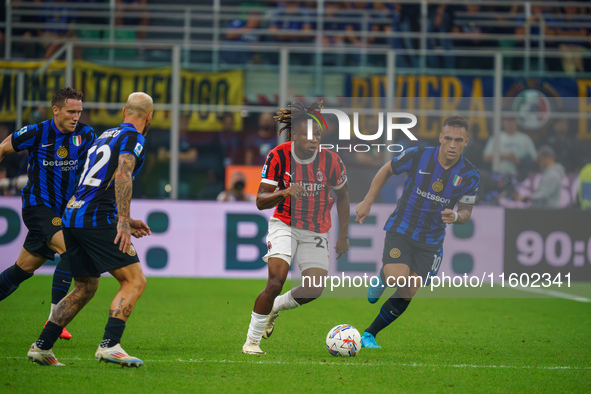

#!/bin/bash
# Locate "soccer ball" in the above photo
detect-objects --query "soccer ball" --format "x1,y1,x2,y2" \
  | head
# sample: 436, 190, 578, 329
325, 324, 361, 357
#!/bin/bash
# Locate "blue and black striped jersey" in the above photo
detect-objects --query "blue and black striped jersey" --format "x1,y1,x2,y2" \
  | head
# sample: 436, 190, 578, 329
63, 123, 146, 228
384, 146, 480, 245
11, 119, 96, 215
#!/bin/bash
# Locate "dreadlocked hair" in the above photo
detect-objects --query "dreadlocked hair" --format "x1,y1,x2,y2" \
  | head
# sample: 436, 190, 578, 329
274, 101, 323, 141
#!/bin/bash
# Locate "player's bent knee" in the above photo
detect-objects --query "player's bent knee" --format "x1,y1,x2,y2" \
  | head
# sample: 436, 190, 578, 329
134, 274, 147, 293
265, 277, 284, 298
16, 250, 46, 273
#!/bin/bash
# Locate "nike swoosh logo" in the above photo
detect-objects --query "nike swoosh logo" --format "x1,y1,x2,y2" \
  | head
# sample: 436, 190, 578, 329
419, 170, 431, 175
41, 143, 54, 148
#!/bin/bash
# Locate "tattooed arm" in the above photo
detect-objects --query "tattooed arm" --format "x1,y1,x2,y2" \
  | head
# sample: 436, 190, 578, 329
441, 203, 474, 225
114, 152, 136, 253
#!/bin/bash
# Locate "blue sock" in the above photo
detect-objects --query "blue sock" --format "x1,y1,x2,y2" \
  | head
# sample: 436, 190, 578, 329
365, 296, 411, 337
0, 263, 33, 301
51, 254, 72, 305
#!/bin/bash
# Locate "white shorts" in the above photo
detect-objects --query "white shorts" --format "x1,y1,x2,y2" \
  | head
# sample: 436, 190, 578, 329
263, 218, 330, 272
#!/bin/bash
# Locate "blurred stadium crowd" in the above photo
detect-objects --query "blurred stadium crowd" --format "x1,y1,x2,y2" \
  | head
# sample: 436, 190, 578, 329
0, 1, 590, 207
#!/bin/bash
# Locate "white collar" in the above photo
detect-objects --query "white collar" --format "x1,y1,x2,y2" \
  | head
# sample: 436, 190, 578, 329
291, 141, 317, 165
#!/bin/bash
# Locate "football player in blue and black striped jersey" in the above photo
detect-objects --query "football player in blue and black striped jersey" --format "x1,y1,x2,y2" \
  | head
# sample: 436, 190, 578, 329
0, 87, 96, 341
29, 92, 152, 367
355, 116, 480, 349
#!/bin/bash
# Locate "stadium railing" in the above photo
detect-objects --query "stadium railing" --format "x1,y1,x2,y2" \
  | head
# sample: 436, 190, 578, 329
2, 0, 591, 75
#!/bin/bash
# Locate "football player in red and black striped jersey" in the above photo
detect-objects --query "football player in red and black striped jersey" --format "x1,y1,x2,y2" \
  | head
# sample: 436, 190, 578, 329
243, 102, 350, 355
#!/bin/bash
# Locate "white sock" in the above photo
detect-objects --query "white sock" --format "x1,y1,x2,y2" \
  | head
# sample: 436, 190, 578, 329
272, 290, 300, 313
48, 303, 57, 320
245, 311, 268, 345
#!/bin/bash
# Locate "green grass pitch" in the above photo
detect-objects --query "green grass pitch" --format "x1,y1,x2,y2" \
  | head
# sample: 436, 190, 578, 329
0, 276, 589, 393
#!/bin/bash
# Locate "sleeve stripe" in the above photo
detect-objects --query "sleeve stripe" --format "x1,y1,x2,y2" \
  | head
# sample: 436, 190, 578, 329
261, 179, 278, 186
332, 178, 347, 190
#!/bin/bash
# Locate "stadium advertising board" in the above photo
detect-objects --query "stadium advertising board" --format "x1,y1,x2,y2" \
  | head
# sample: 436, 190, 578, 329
504, 209, 591, 281
0, 197, 503, 279
0, 60, 243, 132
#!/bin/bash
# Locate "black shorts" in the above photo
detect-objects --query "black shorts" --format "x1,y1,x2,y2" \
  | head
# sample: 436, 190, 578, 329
382, 232, 443, 281
21, 205, 63, 260
63, 226, 140, 278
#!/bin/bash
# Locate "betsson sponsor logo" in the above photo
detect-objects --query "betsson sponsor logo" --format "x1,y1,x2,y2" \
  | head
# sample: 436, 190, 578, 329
42, 159, 78, 172
415, 187, 450, 205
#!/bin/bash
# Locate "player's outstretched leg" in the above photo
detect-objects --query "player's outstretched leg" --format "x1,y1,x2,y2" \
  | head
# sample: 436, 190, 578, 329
263, 267, 324, 340
368, 266, 386, 304
0, 248, 45, 301
362, 293, 412, 349
29, 276, 99, 366
263, 290, 300, 339
0, 262, 33, 301
47, 254, 73, 340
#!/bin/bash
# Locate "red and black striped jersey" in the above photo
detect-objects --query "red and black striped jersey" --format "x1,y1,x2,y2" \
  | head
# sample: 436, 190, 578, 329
261, 142, 347, 233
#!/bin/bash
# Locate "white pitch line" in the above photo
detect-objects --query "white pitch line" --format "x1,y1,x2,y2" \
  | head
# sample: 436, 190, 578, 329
502, 281, 591, 303
3, 356, 589, 370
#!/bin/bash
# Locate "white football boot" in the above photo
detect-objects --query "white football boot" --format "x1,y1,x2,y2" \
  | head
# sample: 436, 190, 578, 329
95, 344, 143, 367
27, 343, 65, 366
242, 341, 266, 355
263, 311, 279, 339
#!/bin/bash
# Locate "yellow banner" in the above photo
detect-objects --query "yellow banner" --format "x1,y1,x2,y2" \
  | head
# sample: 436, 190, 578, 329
0, 60, 243, 132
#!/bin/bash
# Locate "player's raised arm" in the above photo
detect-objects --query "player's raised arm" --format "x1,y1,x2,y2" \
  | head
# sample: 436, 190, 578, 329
355, 161, 394, 224
0, 134, 16, 164
114, 152, 136, 253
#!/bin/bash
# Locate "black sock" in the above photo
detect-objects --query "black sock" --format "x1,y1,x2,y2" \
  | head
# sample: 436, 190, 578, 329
365, 296, 411, 338
51, 254, 72, 305
37, 321, 63, 350
0, 263, 34, 301
101, 317, 126, 348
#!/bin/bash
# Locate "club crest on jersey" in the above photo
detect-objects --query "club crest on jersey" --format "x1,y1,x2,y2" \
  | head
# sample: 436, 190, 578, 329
57, 147, 68, 159
15, 126, 27, 137
390, 248, 401, 258
52, 217, 62, 226
72, 135, 82, 146
432, 179, 444, 192
316, 169, 324, 182
452, 175, 463, 187
134, 142, 143, 157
